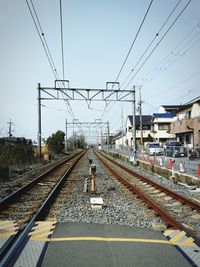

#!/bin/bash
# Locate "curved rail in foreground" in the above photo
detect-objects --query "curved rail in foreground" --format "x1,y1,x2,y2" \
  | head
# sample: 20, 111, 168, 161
0, 150, 86, 267
94, 149, 200, 246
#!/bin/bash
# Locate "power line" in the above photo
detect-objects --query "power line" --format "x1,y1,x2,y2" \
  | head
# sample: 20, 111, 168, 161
30, 0, 58, 75
114, 0, 154, 83
141, 22, 200, 83
148, 70, 200, 100
120, 0, 183, 88
101, 0, 185, 120
100, 0, 154, 120
59, 0, 65, 80
123, 0, 192, 89
26, 0, 58, 79
171, 86, 200, 104
26, 0, 78, 123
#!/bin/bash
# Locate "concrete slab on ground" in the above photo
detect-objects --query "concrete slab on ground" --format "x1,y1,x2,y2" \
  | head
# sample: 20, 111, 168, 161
41, 222, 195, 267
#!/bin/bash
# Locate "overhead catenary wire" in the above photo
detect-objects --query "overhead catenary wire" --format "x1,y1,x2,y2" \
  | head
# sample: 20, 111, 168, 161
120, 0, 183, 89
114, 0, 154, 83
123, 0, 192, 89
26, 0, 79, 125
146, 36, 200, 82
58, 0, 81, 128
101, 0, 192, 123
26, 0, 58, 79
101, 0, 186, 120
100, 0, 154, 120
59, 0, 65, 80
30, 0, 58, 75
141, 22, 200, 83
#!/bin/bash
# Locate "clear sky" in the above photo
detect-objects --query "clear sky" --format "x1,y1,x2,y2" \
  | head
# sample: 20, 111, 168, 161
1, 0, 200, 143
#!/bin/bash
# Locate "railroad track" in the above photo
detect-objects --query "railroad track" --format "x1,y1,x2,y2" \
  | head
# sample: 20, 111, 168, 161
0, 150, 86, 267
94, 149, 200, 244
0, 155, 73, 201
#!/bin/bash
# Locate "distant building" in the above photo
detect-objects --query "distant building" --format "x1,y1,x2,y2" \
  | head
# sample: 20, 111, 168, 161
170, 98, 200, 147
112, 131, 126, 150
125, 115, 152, 148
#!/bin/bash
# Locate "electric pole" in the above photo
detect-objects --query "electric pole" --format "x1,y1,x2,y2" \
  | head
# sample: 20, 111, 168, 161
132, 86, 136, 155
65, 118, 67, 153
7, 119, 13, 138
38, 83, 42, 159
107, 121, 110, 151
139, 86, 143, 151
121, 107, 124, 149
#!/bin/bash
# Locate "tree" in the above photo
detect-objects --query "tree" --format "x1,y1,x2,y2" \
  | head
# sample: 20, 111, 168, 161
0, 138, 35, 170
66, 134, 86, 151
47, 130, 65, 155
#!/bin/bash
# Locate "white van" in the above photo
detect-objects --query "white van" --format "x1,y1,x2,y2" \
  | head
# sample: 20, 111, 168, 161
145, 142, 163, 155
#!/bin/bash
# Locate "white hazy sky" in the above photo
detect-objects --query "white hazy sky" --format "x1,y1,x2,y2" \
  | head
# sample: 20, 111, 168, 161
1, 0, 200, 143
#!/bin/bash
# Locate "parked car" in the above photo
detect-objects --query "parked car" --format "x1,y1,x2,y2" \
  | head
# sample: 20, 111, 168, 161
145, 142, 163, 155
164, 141, 187, 157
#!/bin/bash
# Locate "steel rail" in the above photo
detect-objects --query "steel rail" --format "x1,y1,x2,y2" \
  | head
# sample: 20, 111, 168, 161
94, 150, 200, 246
0, 150, 86, 267
96, 150, 200, 212
0, 151, 83, 212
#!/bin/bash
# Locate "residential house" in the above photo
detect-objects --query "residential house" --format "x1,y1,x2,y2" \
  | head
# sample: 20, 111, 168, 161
125, 115, 152, 148
111, 131, 126, 149
170, 98, 200, 147
152, 112, 176, 142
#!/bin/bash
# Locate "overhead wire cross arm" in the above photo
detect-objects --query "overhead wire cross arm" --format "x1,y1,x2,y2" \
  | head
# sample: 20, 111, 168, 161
37, 81, 136, 158
39, 83, 134, 102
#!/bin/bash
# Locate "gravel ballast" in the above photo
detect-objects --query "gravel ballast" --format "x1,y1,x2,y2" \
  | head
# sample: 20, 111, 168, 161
57, 150, 165, 229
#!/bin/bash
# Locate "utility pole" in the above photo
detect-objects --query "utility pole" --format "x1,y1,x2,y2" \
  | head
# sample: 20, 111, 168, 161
139, 86, 143, 151
107, 121, 110, 151
38, 83, 42, 159
132, 86, 136, 156
72, 120, 75, 151
121, 107, 124, 149
65, 118, 67, 153
7, 119, 13, 138
101, 126, 103, 150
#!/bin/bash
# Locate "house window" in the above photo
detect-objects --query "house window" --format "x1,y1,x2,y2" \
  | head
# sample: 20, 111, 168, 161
158, 124, 170, 130
186, 111, 191, 119
185, 134, 191, 144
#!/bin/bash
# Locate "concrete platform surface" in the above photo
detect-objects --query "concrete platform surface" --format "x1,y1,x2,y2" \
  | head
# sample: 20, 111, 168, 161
40, 222, 196, 267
